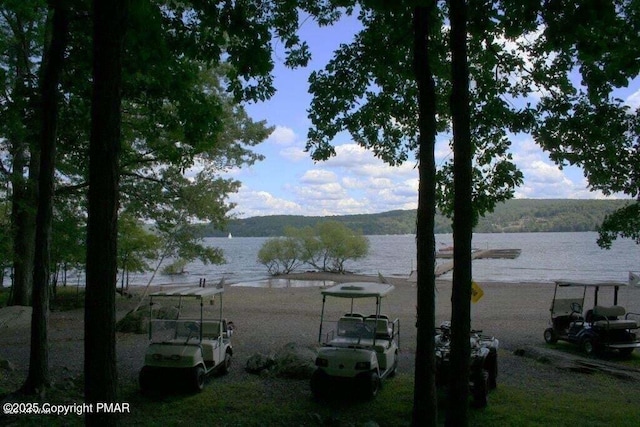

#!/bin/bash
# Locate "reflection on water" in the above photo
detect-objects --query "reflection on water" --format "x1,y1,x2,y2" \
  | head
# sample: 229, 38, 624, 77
231, 278, 336, 288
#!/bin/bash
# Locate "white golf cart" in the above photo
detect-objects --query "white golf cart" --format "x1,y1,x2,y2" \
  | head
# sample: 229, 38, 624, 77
311, 282, 400, 399
544, 280, 640, 357
139, 286, 233, 392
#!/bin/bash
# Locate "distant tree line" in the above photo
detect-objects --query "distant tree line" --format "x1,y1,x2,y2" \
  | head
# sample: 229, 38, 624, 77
195, 199, 631, 237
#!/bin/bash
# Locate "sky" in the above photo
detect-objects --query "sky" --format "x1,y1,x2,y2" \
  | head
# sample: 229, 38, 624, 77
222, 14, 640, 219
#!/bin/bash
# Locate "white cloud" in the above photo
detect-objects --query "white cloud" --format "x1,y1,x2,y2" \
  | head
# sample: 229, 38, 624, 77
229, 187, 304, 218
299, 169, 338, 184
293, 181, 347, 201
269, 126, 296, 145
279, 145, 308, 162
626, 88, 640, 110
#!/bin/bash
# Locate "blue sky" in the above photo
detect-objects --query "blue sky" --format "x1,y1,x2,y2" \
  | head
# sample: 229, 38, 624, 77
223, 15, 640, 219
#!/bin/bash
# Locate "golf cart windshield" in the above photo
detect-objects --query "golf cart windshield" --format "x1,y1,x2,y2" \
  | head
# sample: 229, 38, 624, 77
148, 286, 225, 343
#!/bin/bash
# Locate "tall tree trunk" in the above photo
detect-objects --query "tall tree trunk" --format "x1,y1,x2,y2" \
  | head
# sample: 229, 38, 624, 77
7, 8, 38, 306
447, 0, 472, 425
412, 4, 438, 426
85, 1, 127, 425
22, 3, 69, 395
9, 148, 36, 307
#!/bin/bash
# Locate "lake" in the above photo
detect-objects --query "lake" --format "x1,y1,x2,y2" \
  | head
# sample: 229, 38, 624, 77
122, 232, 640, 287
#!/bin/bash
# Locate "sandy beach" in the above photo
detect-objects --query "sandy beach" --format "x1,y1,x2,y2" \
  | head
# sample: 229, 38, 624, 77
2, 272, 640, 401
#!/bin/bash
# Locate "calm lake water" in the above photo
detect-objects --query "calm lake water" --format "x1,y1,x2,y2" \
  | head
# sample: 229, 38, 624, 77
122, 232, 640, 287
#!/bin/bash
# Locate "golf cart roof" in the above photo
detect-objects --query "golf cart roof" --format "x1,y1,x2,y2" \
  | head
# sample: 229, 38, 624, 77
321, 282, 395, 298
556, 280, 627, 288
150, 286, 223, 299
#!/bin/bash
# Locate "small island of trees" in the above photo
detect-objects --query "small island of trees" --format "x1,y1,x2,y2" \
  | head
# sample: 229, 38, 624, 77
257, 221, 369, 275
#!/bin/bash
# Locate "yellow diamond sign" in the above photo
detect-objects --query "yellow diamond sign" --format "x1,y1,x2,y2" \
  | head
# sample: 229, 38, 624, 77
471, 281, 484, 304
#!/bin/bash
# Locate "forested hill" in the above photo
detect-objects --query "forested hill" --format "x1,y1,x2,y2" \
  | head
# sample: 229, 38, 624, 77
195, 199, 632, 237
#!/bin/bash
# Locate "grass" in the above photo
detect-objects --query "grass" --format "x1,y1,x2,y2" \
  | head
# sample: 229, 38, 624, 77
5, 370, 639, 427
0, 285, 84, 310
471, 379, 639, 427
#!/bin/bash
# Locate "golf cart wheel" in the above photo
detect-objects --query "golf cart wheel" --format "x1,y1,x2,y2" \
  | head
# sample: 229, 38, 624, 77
139, 366, 154, 393
581, 337, 599, 356
471, 370, 489, 408
486, 350, 498, 390
192, 366, 206, 392
310, 370, 328, 399
361, 371, 380, 399
219, 349, 232, 374
543, 328, 558, 344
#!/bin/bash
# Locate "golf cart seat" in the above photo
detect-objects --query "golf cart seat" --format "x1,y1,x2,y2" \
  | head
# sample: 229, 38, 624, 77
201, 321, 222, 339
174, 320, 222, 340
591, 306, 639, 329
337, 316, 363, 337
364, 317, 392, 339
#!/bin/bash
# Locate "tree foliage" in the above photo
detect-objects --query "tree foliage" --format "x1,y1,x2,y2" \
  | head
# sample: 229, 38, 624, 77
257, 235, 302, 275
257, 222, 369, 275
306, 3, 524, 222
117, 214, 162, 289
520, 0, 640, 248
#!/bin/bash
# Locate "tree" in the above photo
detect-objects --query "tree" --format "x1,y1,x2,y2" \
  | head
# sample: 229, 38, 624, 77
0, 0, 48, 306
84, 0, 126, 424
447, 0, 472, 423
23, 0, 69, 396
117, 213, 161, 291
257, 236, 302, 275
412, 5, 439, 425
305, 221, 369, 273
257, 222, 369, 275
0, 200, 11, 287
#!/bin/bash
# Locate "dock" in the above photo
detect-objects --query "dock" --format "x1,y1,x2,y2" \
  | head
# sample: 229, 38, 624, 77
434, 248, 521, 277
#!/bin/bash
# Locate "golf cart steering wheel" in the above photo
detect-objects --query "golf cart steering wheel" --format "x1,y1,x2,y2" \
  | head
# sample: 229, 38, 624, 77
355, 322, 374, 338
570, 302, 582, 314
185, 322, 200, 343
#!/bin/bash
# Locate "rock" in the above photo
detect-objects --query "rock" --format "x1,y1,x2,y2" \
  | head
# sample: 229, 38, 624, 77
245, 353, 276, 374
0, 358, 15, 371
245, 343, 317, 378
272, 342, 317, 379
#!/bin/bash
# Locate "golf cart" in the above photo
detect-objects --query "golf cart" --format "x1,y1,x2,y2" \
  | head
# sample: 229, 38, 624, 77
311, 282, 400, 399
434, 321, 499, 408
139, 286, 233, 392
544, 280, 640, 357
